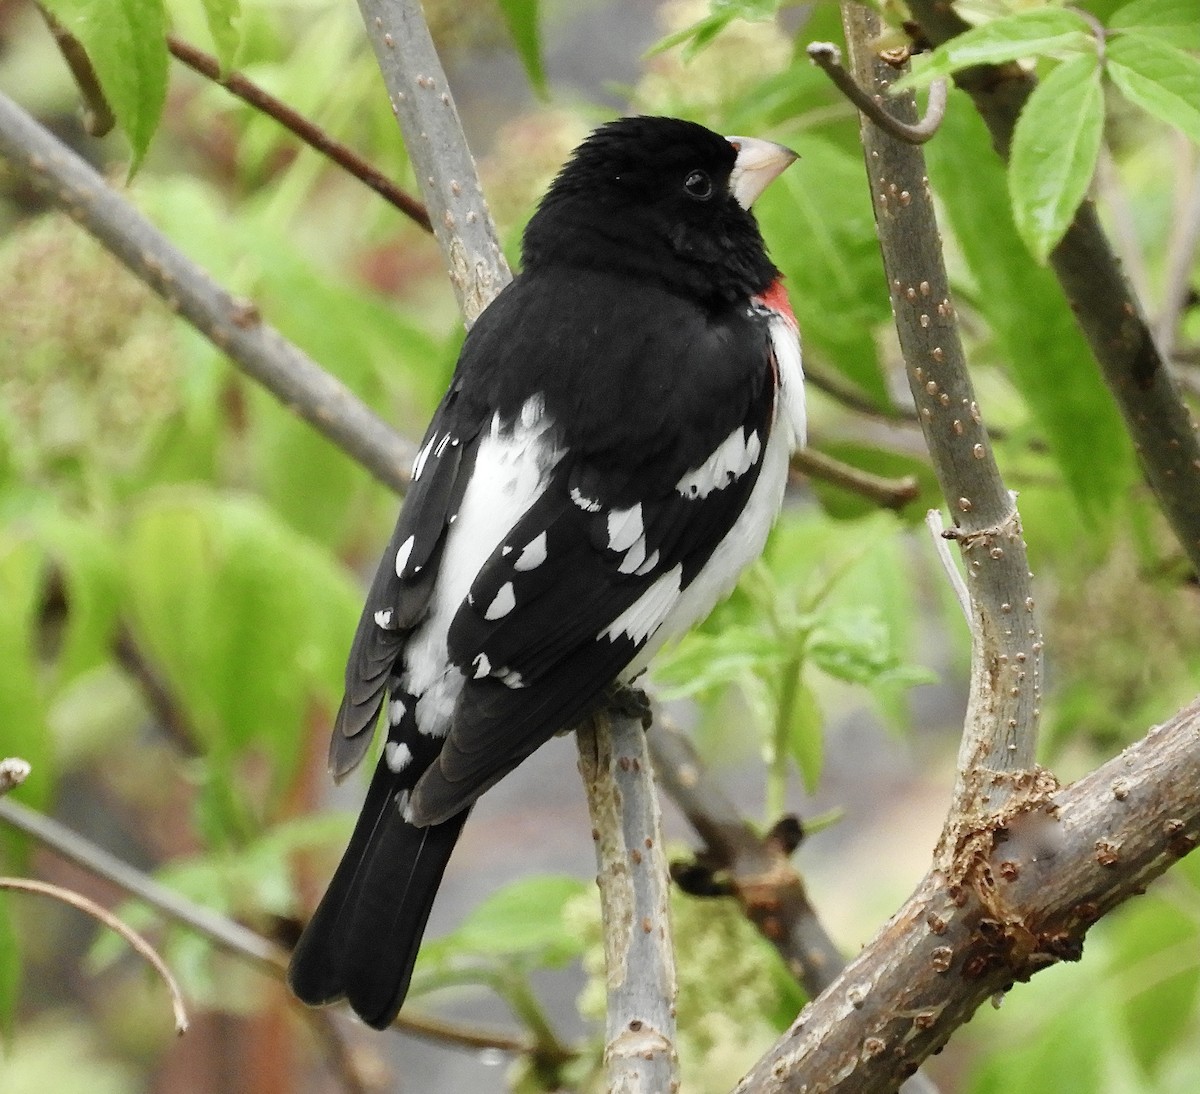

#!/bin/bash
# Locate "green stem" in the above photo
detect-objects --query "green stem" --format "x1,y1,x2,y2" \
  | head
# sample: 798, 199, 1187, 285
767, 656, 804, 822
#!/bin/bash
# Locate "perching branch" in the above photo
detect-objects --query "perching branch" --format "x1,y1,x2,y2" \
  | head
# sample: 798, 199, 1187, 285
165, 36, 433, 231
577, 713, 680, 1091
353, 0, 510, 326
0, 90, 416, 496
905, 0, 1200, 575
0, 875, 188, 1034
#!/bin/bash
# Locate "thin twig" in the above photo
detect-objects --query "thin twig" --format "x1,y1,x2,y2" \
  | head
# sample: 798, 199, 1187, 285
37, 5, 115, 136
0, 875, 188, 1033
113, 625, 200, 756
807, 42, 947, 144
0, 758, 31, 796
0, 90, 416, 495
165, 35, 433, 232
792, 447, 920, 509
0, 797, 535, 1054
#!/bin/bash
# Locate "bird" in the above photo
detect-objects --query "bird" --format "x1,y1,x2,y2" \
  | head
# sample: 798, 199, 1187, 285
287, 115, 805, 1029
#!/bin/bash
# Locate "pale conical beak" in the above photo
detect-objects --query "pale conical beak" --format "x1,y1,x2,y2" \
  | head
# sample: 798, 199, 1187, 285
726, 136, 799, 209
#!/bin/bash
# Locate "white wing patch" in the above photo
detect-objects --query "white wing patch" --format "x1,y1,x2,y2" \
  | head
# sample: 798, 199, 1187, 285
387, 698, 407, 723
600, 564, 682, 644
675, 427, 762, 499
402, 395, 561, 739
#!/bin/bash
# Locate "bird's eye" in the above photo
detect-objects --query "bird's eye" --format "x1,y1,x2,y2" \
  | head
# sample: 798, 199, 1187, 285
683, 169, 713, 200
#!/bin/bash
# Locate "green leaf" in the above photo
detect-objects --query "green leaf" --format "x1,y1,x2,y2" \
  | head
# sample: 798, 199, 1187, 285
40, 0, 169, 170
1110, 0, 1200, 50
414, 875, 591, 981
1108, 899, 1200, 1077
122, 489, 360, 796
926, 91, 1134, 517
895, 9, 1096, 90
1009, 54, 1104, 262
1107, 34, 1200, 145
497, 0, 546, 95
200, 0, 241, 70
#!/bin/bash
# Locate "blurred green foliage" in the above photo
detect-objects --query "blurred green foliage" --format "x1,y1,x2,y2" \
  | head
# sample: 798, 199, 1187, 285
0, 0, 1198, 1089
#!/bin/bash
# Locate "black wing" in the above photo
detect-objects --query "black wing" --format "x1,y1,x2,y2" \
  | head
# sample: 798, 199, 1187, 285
328, 380, 487, 778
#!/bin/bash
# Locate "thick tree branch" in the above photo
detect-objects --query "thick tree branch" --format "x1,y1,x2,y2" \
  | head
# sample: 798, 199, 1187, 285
737, 696, 1200, 1091
906, 0, 1200, 575
0, 91, 415, 495
577, 713, 680, 1091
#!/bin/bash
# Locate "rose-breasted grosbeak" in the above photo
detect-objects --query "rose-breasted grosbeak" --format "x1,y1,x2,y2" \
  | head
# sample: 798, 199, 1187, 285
288, 115, 803, 1028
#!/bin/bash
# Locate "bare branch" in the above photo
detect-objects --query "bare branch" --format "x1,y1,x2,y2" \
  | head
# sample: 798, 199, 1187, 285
906, 0, 1200, 574
792, 447, 920, 510
808, 42, 947, 144
0, 875, 188, 1033
838, 3, 1043, 830
736, 696, 1200, 1091
354, 0, 510, 324
0, 796, 537, 1054
37, 5, 115, 136
576, 712, 679, 1091
0, 90, 416, 495
648, 718, 845, 1000
165, 36, 433, 232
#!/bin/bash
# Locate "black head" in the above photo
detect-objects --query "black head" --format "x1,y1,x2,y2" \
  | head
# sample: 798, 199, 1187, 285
521, 116, 794, 305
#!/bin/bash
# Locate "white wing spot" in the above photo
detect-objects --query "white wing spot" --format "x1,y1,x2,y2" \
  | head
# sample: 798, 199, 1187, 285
374, 608, 393, 628
411, 435, 435, 481
617, 536, 646, 574
485, 582, 516, 620
472, 652, 492, 679
498, 668, 525, 689
601, 565, 682, 644
385, 741, 413, 772
520, 393, 546, 429
634, 548, 660, 577
395, 534, 416, 577
514, 531, 547, 571
434, 432, 452, 457
387, 698, 407, 724
607, 503, 643, 551
570, 486, 602, 512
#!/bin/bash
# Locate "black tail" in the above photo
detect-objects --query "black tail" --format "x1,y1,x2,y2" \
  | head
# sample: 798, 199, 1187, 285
288, 761, 469, 1029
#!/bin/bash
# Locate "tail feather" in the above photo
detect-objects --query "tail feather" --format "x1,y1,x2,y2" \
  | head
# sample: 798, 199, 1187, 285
288, 759, 468, 1029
